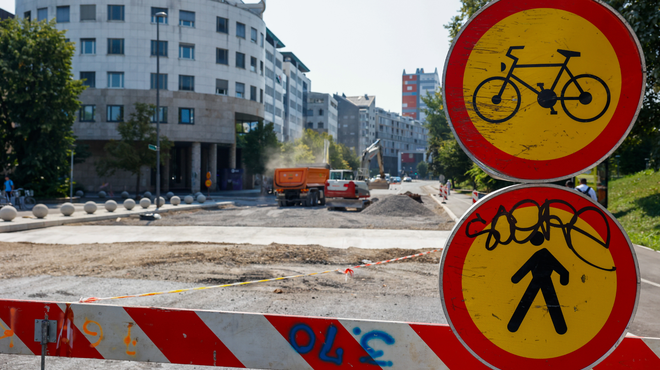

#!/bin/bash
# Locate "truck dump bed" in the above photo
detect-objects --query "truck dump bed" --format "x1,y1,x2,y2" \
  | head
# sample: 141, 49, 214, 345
274, 167, 329, 189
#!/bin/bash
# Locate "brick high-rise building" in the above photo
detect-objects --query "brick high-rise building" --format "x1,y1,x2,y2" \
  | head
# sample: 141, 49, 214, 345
402, 68, 440, 121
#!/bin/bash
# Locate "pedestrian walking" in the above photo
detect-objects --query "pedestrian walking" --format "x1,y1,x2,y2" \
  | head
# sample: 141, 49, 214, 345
3, 175, 14, 204
575, 178, 597, 201
565, 180, 574, 189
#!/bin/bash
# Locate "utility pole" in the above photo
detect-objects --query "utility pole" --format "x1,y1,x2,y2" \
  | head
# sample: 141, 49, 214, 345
155, 11, 167, 210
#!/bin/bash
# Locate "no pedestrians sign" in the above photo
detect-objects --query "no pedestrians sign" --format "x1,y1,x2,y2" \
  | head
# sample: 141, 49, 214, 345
439, 185, 639, 369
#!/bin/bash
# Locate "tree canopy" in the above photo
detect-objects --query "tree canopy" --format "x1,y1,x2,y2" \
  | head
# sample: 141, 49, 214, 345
279, 129, 359, 170
96, 103, 172, 196
0, 18, 86, 195
241, 121, 280, 177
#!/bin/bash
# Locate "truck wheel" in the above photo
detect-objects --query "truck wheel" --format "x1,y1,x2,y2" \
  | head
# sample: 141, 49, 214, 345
310, 192, 318, 207
319, 193, 326, 206
327, 207, 335, 211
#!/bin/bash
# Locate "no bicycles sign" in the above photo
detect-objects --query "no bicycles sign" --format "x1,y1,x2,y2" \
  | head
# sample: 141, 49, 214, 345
443, 0, 645, 182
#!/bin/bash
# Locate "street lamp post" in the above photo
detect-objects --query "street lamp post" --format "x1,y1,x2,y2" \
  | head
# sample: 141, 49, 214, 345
155, 12, 167, 210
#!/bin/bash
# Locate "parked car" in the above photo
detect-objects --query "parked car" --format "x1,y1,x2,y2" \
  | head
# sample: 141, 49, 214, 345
403, 176, 412, 182
391, 176, 402, 183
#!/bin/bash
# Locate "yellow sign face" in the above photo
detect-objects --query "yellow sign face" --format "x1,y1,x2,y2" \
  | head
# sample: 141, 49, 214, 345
463, 205, 615, 358
463, 8, 621, 161
440, 185, 639, 370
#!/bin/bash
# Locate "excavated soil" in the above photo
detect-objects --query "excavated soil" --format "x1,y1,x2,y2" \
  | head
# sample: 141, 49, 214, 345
362, 194, 437, 217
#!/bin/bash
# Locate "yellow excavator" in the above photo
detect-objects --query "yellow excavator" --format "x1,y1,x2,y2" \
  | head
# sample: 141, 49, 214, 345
362, 139, 389, 190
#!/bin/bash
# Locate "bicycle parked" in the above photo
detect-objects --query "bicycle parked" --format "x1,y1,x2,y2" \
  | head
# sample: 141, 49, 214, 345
13, 188, 36, 210
472, 46, 611, 124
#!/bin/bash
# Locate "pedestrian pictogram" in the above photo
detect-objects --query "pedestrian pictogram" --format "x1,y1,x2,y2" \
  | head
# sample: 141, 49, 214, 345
439, 185, 639, 370
443, 0, 645, 182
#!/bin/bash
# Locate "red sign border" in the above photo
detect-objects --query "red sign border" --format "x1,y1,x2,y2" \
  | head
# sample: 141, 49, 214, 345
442, 0, 646, 182
439, 184, 640, 369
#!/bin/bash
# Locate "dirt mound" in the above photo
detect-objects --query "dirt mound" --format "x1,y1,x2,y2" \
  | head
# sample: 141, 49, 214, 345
363, 195, 437, 217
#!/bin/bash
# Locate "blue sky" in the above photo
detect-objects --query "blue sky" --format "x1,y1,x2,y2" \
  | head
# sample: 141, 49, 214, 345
0, 0, 462, 114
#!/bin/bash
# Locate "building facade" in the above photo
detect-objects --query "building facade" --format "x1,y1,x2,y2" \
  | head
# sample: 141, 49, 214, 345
334, 94, 376, 156
305, 92, 338, 139
374, 108, 428, 176
15, 0, 288, 193
264, 28, 286, 140
282, 51, 310, 141
402, 68, 441, 121
0, 8, 14, 19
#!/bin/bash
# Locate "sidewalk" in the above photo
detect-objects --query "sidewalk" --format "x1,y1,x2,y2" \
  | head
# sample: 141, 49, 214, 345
0, 199, 234, 233
425, 184, 475, 223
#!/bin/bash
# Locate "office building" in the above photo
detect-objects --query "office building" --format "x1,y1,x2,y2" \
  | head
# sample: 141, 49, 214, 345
15, 0, 305, 193
305, 92, 338, 139
282, 51, 310, 141
402, 68, 441, 121
0, 8, 14, 19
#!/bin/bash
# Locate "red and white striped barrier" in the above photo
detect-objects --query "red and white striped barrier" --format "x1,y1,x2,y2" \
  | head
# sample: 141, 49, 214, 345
439, 185, 448, 201
472, 189, 479, 203
0, 299, 659, 369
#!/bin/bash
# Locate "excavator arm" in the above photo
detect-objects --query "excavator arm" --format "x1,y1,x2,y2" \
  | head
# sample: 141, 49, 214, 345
361, 139, 389, 189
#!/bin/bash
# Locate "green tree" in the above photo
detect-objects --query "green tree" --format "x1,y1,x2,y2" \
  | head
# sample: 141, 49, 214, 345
416, 161, 429, 178
444, 0, 489, 41
422, 91, 454, 177
96, 103, 172, 197
242, 121, 279, 190
605, 0, 660, 171
0, 19, 86, 195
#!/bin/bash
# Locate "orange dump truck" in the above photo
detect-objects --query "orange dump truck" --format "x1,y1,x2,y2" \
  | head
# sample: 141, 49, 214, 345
274, 167, 330, 207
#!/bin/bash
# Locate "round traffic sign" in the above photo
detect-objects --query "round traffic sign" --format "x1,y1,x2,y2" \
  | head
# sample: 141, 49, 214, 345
443, 0, 645, 182
205, 180, 212, 187
439, 185, 639, 369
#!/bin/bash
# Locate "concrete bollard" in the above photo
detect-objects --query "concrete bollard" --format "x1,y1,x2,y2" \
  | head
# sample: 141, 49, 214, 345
60, 203, 75, 216
75, 190, 84, 198
123, 198, 136, 210
83, 201, 97, 214
98, 191, 107, 199
165, 192, 174, 200
140, 198, 151, 209
0, 206, 17, 221
184, 195, 194, 204
170, 196, 181, 206
105, 200, 118, 212
143, 191, 153, 199
121, 191, 130, 199
32, 204, 49, 219
156, 197, 165, 207
197, 194, 206, 203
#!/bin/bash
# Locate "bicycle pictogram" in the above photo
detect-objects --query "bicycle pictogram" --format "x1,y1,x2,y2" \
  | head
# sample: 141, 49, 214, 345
472, 46, 611, 123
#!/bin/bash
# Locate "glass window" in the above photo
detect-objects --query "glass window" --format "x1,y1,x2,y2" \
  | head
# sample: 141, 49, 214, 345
150, 73, 167, 89
37, 8, 47, 21
318, 122, 324, 129
107, 72, 124, 88
216, 79, 228, 95
179, 44, 194, 59
23, 11, 31, 21
260, 61, 264, 76
260, 32, 264, 47
80, 72, 95, 87
319, 109, 324, 116
179, 108, 194, 124
107, 38, 124, 55
56, 6, 69, 22
151, 106, 167, 123
260, 89, 263, 103
107, 5, 124, 21
81, 38, 95, 54
250, 86, 257, 101
216, 48, 228, 65
151, 7, 167, 23
179, 10, 195, 27
236, 22, 245, 38
80, 5, 95, 21
107, 105, 124, 122
250, 27, 257, 43
179, 75, 194, 91
235, 83, 245, 98
216, 17, 228, 33
80, 105, 95, 122
236, 52, 245, 69
250, 57, 257, 72
150, 40, 167, 57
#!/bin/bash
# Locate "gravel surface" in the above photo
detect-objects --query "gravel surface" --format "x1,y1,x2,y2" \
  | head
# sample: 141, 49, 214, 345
0, 240, 443, 370
363, 194, 437, 217
80, 195, 453, 230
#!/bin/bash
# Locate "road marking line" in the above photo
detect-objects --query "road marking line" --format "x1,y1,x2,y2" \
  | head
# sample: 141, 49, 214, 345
641, 278, 660, 289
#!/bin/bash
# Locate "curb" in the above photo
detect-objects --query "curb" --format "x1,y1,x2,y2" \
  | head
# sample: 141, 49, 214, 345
426, 187, 460, 222
0, 201, 234, 234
